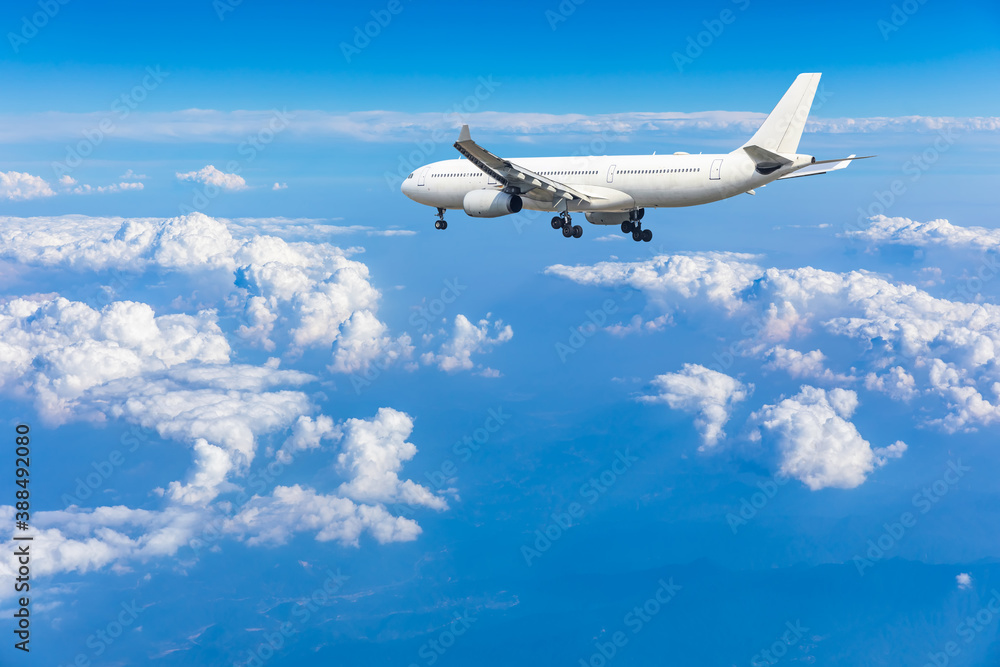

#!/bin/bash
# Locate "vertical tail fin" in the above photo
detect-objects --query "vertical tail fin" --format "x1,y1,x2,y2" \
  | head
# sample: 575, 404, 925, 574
742, 73, 821, 154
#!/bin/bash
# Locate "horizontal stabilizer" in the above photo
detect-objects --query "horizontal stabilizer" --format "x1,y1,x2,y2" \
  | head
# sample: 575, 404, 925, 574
777, 154, 875, 179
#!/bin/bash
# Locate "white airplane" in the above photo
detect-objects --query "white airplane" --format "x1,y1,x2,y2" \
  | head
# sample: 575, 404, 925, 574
401, 73, 871, 242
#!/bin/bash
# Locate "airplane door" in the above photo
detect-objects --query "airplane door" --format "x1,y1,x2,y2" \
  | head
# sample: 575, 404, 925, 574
710, 159, 722, 180
607, 164, 616, 183
417, 167, 429, 186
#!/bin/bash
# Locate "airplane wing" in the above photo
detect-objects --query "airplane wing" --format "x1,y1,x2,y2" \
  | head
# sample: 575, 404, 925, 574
777, 154, 875, 179
453, 125, 594, 205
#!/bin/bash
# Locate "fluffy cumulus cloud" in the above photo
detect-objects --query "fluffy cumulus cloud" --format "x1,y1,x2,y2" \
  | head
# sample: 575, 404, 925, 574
0, 170, 55, 200
547, 248, 1000, 432
748, 386, 906, 490
274, 414, 340, 464
638, 364, 752, 450
0, 296, 230, 423
0, 213, 447, 580
335, 408, 447, 510
225, 485, 423, 547
0, 213, 411, 372
224, 407, 448, 547
956, 573, 973, 590
176, 165, 247, 191
421, 314, 513, 375
764, 346, 853, 383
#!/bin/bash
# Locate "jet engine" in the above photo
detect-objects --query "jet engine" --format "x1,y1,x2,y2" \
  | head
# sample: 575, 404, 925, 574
462, 190, 523, 218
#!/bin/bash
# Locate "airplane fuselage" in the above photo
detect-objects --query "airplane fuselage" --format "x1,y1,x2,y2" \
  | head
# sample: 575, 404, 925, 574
401, 149, 814, 219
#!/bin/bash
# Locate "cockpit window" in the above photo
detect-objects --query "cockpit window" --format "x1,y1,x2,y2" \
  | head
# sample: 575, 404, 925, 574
407, 173, 413, 179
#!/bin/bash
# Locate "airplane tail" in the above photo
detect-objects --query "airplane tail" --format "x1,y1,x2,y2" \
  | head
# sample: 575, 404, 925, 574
741, 73, 821, 154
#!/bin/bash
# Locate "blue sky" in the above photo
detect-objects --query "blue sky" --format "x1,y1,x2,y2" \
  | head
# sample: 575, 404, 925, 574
1, 1, 1000, 665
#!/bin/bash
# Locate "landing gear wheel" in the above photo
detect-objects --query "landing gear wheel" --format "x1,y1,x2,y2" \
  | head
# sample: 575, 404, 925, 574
572, 225, 583, 239
562, 225, 573, 238
440, 220, 448, 230
621, 221, 633, 234
642, 228, 652, 243
434, 220, 442, 230
434, 207, 447, 230
551, 217, 563, 230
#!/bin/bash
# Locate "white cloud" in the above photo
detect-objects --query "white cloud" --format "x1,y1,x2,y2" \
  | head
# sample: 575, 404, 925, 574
225, 484, 422, 547
335, 408, 447, 510
272, 182, 287, 190
120, 169, 146, 180
420, 314, 513, 375
956, 573, 973, 590
176, 165, 247, 191
748, 386, 904, 490
764, 346, 853, 383
0, 210, 446, 577
638, 364, 752, 450
0, 213, 410, 374
865, 366, 918, 401
0, 171, 55, 200
847, 215, 1000, 252
0, 109, 994, 145
66, 181, 145, 195
274, 414, 340, 464
0, 296, 230, 423
548, 251, 1000, 432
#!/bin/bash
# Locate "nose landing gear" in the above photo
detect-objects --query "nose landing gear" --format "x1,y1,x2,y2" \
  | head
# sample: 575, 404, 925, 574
434, 207, 448, 230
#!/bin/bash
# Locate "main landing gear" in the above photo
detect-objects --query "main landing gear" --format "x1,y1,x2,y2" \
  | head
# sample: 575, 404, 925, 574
550, 212, 583, 239
434, 207, 448, 230
620, 209, 651, 243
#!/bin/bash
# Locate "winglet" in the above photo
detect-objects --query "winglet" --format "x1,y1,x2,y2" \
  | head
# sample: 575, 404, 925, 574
458, 124, 471, 143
